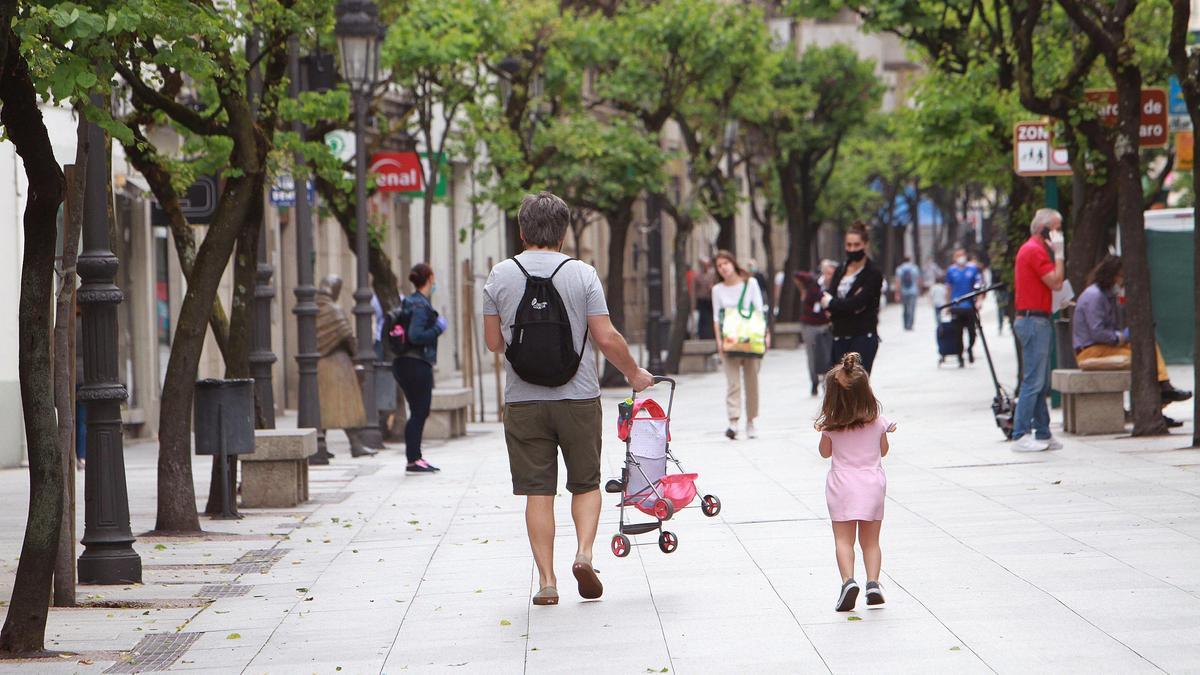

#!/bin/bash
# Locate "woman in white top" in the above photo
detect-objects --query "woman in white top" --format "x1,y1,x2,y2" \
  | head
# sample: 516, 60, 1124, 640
711, 250, 766, 440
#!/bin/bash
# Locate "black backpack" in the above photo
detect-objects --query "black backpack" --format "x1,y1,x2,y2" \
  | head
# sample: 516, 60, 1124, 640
505, 257, 588, 387
383, 299, 414, 355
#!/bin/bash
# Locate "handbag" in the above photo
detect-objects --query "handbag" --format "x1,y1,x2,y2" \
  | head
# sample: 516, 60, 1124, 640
720, 281, 767, 357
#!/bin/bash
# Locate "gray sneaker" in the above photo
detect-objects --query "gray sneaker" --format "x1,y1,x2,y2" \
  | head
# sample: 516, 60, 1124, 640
865, 580, 885, 607
835, 578, 860, 612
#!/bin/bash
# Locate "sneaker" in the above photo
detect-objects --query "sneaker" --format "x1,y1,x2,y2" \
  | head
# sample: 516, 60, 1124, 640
1040, 436, 1063, 450
811, 382, 819, 396
1163, 415, 1184, 429
865, 580, 885, 607
725, 427, 737, 440
746, 422, 758, 439
835, 578, 860, 612
1012, 435, 1050, 452
406, 459, 440, 473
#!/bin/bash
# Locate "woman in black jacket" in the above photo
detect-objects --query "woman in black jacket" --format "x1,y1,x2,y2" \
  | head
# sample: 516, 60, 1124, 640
393, 263, 447, 473
821, 223, 884, 373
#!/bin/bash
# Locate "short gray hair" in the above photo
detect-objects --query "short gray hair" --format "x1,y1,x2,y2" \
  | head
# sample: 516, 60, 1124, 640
1030, 208, 1061, 234
518, 192, 570, 247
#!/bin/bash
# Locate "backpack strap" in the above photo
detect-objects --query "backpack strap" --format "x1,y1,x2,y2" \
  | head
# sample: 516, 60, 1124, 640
549, 257, 578, 279
511, 257, 531, 278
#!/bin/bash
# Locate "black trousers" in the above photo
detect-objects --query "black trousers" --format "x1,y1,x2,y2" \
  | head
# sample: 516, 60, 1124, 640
831, 333, 880, 374
393, 357, 433, 463
951, 306, 977, 353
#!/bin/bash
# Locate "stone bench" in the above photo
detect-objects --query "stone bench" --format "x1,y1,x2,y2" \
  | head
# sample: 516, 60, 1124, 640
240, 429, 315, 508
679, 339, 718, 373
426, 387, 472, 439
772, 322, 803, 350
1051, 369, 1130, 435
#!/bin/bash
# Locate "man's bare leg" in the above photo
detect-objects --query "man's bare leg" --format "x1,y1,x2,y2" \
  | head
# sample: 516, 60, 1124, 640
571, 489, 601, 561
526, 495, 556, 588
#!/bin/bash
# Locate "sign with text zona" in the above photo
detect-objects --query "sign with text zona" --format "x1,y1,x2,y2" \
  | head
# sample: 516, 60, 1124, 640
1013, 121, 1071, 177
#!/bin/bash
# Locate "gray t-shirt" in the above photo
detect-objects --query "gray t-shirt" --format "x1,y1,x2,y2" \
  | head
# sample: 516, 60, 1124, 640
482, 251, 609, 403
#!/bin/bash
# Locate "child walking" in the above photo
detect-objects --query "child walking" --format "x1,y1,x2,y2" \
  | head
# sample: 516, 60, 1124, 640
816, 352, 896, 611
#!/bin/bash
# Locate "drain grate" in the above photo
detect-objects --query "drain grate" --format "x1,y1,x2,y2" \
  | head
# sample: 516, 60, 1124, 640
104, 632, 200, 673
227, 548, 290, 574
196, 584, 252, 599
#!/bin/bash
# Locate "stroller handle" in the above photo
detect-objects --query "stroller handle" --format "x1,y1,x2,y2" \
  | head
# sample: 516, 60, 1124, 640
634, 376, 677, 419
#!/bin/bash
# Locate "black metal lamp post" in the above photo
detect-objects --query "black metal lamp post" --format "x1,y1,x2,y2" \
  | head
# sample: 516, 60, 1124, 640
249, 35, 277, 430
77, 96, 142, 584
290, 37, 324, 462
336, 0, 384, 448
645, 194, 665, 375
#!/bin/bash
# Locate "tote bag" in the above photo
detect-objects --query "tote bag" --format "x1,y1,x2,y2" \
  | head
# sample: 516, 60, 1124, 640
720, 282, 767, 357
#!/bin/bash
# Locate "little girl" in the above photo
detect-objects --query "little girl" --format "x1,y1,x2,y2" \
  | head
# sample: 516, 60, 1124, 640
816, 352, 896, 612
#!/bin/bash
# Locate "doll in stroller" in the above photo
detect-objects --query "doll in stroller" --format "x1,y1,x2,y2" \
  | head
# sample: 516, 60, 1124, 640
604, 377, 721, 556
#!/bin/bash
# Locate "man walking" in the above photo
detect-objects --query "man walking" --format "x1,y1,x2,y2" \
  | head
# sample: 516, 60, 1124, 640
893, 256, 921, 331
946, 247, 982, 364
1011, 209, 1065, 452
484, 192, 653, 605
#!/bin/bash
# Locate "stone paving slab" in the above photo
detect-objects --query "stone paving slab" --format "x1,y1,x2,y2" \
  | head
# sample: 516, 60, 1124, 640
0, 303, 1196, 673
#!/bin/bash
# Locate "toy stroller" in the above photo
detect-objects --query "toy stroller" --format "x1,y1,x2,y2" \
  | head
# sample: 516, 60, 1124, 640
604, 376, 721, 557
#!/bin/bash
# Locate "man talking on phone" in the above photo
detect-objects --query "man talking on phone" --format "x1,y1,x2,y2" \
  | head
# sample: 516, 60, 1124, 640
1011, 208, 1065, 452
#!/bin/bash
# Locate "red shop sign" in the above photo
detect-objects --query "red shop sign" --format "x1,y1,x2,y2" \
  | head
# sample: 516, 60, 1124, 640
1084, 88, 1169, 148
369, 152, 422, 193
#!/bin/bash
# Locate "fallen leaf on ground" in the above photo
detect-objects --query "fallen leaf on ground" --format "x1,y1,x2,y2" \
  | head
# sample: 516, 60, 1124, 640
78, 659, 94, 665
227, 633, 241, 639
153, 544, 167, 551
847, 616, 862, 621
950, 646, 962, 651
500, 619, 511, 626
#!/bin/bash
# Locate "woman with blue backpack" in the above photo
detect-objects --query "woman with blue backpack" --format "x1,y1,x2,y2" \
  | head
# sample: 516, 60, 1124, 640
388, 263, 447, 473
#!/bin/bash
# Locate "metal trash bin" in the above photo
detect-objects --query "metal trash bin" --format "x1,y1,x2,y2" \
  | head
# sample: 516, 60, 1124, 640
195, 378, 256, 519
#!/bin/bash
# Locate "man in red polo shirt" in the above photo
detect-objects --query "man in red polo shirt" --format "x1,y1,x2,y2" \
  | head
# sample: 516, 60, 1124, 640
1011, 208, 1066, 451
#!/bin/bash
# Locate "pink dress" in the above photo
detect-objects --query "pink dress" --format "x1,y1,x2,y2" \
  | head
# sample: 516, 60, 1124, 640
823, 416, 889, 522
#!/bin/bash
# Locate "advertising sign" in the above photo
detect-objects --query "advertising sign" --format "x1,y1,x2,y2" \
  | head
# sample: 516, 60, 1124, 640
151, 174, 218, 225
269, 175, 315, 207
1177, 132, 1194, 172
370, 152, 423, 193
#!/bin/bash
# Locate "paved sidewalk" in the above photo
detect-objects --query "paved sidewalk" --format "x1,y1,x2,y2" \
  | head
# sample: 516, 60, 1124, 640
1, 303, 1198, 674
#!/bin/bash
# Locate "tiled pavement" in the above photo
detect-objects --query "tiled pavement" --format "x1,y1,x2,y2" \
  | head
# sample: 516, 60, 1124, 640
0, 303, 1197, 673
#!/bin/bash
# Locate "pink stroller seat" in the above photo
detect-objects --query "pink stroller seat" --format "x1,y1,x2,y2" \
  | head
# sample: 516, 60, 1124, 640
628, 473, 698, 516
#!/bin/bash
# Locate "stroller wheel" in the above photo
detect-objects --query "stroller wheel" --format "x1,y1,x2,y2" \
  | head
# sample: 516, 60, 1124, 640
604, 479, 624, 494
611, 533, 631, 558
653, 498, 674, 521
658, 530, 678, 554
701, 494, 721, 517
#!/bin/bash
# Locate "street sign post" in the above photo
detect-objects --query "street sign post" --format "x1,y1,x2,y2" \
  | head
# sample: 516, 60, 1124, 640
268, 174, 315, 208
1013, 121, 1072, 177
1083, 88, 1169, 147
150, 174, 219, 225
1169, 76, 1193, 132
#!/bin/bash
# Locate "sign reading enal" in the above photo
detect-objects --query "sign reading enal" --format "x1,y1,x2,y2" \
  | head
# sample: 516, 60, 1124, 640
368, 152, 449, 197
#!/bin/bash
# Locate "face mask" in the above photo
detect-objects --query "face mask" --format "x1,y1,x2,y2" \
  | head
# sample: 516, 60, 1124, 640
1113, 284, 1124, 296
430, 283, 438, 294
846, 249, 866, 263
956, 256, 967, 266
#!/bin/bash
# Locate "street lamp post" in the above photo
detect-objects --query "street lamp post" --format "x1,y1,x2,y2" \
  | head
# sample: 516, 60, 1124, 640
249, 35, 277, 430
336, 0, 384, 448
77, 96, 142, 584
645, 194, 665, 375
290, 37, 324, 462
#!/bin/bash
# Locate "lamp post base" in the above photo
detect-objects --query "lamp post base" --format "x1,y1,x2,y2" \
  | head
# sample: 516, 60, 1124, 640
78, 548, 142, 585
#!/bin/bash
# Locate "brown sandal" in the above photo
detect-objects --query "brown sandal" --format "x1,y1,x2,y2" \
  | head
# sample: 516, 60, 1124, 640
572, 556, 603, 600
532, 586, 559, 605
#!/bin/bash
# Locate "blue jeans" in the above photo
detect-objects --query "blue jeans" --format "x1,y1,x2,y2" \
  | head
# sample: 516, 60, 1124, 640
1013, 316, 1052, 440
901, 292, 917, 330
831, 333, 880, 374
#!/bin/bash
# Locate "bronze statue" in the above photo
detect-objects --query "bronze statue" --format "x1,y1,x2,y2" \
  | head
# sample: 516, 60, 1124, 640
313, 275, 376, 462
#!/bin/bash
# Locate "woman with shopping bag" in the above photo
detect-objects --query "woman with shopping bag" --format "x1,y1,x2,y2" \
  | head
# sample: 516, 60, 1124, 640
711, 250, 768, 440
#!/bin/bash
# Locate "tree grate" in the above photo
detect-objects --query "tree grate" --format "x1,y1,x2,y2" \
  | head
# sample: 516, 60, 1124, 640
226, 548, 291, 574
103, 632, 200, 673
196, 584, 252, 598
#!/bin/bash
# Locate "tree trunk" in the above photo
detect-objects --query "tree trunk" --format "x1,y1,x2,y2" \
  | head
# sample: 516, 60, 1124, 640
600, 200, 634, 387
52, 140, 84, 608
909, 183, 923, 271
203, 176, 265, 515
155, 169, 260, 533
1113, 69, 1166, 436
0, 33, 65, 654
665, 213, 695, 373
714, 211, 735, 253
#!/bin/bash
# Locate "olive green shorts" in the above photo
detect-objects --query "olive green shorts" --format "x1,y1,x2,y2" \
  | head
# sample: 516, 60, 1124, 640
503, 398, 603, 496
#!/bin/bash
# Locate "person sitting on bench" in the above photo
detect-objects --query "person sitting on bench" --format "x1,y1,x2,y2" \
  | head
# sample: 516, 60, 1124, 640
1072, 255, 1191, 427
